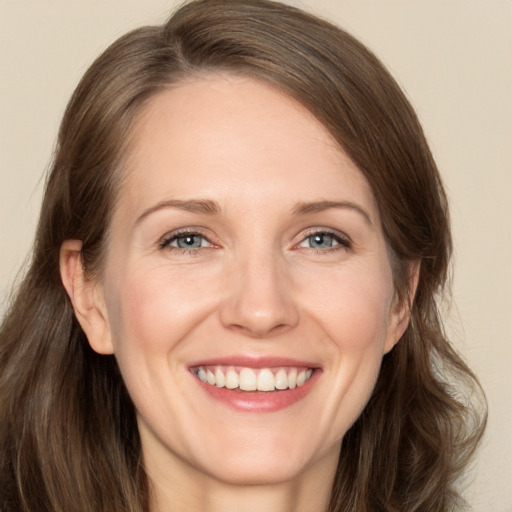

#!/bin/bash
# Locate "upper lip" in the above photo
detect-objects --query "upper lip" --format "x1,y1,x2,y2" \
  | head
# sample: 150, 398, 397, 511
188, 355, 320, 370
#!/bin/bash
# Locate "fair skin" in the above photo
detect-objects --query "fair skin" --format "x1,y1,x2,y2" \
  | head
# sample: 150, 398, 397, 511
61, 75, 414, 512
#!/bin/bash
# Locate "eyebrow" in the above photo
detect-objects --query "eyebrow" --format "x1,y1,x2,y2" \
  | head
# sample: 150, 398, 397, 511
135, 199, 221, 225
134, 198, 373, 227
292, 200, 373, 226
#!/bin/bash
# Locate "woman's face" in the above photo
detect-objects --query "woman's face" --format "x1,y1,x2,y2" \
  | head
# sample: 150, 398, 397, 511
86, 75, 409, 488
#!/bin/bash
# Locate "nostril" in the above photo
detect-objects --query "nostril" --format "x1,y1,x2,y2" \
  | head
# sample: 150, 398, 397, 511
226, 319, 296, 339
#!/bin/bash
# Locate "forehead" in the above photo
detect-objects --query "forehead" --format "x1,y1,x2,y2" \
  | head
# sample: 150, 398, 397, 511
119, 74, 378, 221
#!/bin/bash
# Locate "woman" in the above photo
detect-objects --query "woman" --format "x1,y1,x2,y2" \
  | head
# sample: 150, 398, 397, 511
0, 1, 486, 511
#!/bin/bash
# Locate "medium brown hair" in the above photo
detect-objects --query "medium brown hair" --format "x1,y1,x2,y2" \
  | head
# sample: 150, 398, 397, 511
0, 1, 486, 510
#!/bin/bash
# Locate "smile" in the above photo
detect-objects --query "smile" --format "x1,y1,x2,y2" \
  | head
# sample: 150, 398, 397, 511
192, 365, 314, 391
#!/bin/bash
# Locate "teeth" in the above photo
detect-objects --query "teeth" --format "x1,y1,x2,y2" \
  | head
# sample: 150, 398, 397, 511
198, 368, 207, 383
225, 368, 239, 389
257, 368, 275, 391
206, 369, 216, 385
193, 365, 314, 391
275, 368, 288, 390
215, 367, 225, 388
288, 368, 297, 389
239, 368, 257, 391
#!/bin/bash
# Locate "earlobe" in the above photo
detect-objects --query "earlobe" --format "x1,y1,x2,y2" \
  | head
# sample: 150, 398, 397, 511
384, 260, 421, 354
60, 240, 114, 355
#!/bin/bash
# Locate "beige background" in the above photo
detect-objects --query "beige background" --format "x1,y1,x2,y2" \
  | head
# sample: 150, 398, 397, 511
1, 1, 511, 510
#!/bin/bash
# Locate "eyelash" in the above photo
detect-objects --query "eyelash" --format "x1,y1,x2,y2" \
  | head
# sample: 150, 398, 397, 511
158, 228, 351, 255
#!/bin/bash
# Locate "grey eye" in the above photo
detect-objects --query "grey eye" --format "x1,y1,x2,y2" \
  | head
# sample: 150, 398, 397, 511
309, 233, 336, 248
174, 234, 208, 248
299, 233, 339, 249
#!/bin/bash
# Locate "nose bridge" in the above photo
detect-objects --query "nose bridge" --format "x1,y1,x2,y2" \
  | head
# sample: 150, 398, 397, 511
220, 242, 298, 337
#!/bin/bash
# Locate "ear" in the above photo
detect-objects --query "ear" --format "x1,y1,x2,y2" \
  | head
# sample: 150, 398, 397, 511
384, 260, 420, 354
60, 240, 114, 354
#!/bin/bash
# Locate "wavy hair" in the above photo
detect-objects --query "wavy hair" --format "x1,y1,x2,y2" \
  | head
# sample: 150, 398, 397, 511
0, 1, 486, 510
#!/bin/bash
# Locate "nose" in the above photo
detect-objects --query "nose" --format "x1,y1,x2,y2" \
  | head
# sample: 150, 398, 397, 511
219, 251, 299, 338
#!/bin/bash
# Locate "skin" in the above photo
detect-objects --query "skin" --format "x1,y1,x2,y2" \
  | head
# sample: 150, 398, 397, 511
61, 74, 414, 512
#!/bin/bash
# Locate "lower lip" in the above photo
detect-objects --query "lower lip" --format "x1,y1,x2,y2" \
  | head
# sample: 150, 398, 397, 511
193, 371, 320, 413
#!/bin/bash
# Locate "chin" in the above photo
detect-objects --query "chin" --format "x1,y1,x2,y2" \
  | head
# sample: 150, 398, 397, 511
201, 455, 314, 487
190, 431, 338, 487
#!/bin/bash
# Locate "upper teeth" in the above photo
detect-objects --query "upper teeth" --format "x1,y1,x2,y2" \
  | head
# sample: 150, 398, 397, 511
194, 366, 313, 391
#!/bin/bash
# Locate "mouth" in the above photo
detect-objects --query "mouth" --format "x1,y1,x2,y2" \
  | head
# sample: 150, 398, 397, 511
189, 358, 320, 412
191, 365, 314, 392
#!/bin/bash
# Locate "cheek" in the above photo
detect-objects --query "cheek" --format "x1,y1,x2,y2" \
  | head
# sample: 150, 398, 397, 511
103, 266, 212, 413
303, 261, 395, 352
105, 263, 221, 356
281, 261, 396, 451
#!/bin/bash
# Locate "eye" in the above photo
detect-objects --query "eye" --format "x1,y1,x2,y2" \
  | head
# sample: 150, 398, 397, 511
173, 234, 210, 249
160, 231, 213, 251
297, 231, 350, 250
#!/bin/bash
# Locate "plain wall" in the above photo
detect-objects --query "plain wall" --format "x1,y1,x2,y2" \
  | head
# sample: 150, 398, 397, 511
1, 1, 511, 510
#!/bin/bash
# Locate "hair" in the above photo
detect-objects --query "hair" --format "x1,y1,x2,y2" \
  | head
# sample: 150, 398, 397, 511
0, 1, 486, 511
